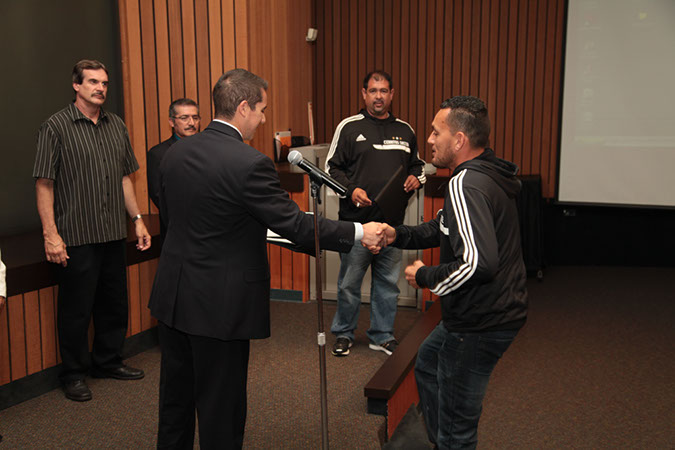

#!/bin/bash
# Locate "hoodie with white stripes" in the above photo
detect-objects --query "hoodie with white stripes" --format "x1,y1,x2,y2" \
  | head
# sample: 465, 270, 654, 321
325, 109, 426, 226
394, 149, 528, 332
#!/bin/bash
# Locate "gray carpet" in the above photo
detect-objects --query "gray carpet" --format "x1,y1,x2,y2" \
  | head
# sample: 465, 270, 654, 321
0, 301, 420, 449
1, 266, 674, 448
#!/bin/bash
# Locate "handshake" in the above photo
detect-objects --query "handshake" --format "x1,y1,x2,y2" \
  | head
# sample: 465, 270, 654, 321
360, 222, 425, 289
360, 222, 396, 254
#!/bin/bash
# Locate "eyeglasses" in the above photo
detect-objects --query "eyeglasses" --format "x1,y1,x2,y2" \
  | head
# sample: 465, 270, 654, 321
172, 115, 201, 122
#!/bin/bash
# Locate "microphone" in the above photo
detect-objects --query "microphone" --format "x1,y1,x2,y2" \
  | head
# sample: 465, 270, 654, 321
287, 150, 347, 197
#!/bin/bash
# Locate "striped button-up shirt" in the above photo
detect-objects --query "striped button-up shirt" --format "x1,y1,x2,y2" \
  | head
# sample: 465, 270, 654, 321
33, 103, 139, 247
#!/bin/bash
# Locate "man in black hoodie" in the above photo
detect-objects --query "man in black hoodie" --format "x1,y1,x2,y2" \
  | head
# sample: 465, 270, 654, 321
325, 71, 426, 357
379, 96, 528, 448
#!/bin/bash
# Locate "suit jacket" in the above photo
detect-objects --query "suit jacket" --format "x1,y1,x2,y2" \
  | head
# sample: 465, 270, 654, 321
148, 121, 355, 341
146, 134, 178, 210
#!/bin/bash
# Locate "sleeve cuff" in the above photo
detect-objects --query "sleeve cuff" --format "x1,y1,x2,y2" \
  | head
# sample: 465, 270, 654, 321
353, 222, 364, 242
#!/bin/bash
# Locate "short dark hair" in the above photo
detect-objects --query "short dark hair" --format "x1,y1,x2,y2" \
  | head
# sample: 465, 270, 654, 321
169, 98, 199, 118
72, 59, 108, 84
440, 96, 490, 149
362, 70, 393, 90
213, 69, 268, 119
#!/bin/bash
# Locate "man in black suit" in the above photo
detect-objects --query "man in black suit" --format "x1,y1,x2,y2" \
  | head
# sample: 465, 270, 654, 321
148, 68, 386, 449
146, 98, 200, 241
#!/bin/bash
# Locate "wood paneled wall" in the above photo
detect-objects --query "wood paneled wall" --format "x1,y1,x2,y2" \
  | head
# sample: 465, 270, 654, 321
314, 0, 566, 304
0, 261, 157, 385
314, 0, 566, 198
118, 0, 315, 299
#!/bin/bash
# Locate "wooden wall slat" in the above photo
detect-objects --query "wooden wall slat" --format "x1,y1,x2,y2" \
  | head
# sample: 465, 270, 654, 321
180, 0, 198, 102
119, 0, 150, 214
8, 295, 27, 381
207, 0, 223, 101
349, 0, 359, 116
140, 0, 160, 155
139, 260, 157, 331
23, 291, 42, 375
391, 0, 401, 118
154, 0, 172, 143
0, 295, 10, 384
38, 287, 58, 369
221, 0, 236, 72
127, 264, 141, 336
195, 0, 213, 121
233, 0, 249, 69
168, 0, 185, 98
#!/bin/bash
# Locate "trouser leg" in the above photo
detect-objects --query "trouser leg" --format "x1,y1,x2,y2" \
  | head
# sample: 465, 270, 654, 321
91, 239, 128, 370
56, 244, 101, 382
330, 243, 371, 341
436, 329, 518, 449
414, 324, 446, 446
367, 245, 402, 344
157, 322, 196, 450
192, 335, 250, 450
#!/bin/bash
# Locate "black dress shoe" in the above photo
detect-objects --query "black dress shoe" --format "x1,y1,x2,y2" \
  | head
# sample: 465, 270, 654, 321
63, 379, 93, 402
91, 365, 145, 380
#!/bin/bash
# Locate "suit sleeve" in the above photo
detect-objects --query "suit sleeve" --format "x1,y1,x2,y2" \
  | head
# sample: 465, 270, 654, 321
415, 175, 499, 295
325, 126, 357, 197
244, 155, 355, 253
146, 149, 160, 209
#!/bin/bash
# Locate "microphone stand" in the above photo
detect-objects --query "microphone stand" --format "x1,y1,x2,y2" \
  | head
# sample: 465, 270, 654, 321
310, 177, 330, 450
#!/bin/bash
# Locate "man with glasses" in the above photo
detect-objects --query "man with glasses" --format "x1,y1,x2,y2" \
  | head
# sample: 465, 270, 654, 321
147, 98, 201, 213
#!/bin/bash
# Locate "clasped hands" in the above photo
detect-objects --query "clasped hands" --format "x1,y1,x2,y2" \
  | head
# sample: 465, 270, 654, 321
360, 222, 395, 254
360, 222, 426, 289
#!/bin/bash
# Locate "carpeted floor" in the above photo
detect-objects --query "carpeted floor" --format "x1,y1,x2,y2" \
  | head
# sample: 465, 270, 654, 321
0, 301, 421, 449
0, 266, 674, 449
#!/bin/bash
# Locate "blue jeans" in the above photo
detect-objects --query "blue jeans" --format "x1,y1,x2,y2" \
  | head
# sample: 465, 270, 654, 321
415, 324, 518, 449
330, 243, 402, 344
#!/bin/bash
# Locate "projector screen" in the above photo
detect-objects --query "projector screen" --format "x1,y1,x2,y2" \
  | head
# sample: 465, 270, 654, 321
558, 0, 675, 207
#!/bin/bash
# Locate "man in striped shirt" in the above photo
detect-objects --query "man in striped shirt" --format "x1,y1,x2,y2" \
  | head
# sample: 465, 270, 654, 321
33, 59, 151, 402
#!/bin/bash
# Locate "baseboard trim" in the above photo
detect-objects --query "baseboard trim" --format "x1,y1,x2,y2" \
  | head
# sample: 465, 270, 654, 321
0, 327, 158, 411
270, 289, 303, 302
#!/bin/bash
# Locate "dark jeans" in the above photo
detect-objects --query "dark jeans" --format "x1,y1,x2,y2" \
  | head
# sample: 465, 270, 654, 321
415, 324, 518, 449
56, 240, 128, 382
157, 322, 250, 450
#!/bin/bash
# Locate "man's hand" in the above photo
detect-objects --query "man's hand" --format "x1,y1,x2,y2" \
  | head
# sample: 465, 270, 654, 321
404, 260, 425, 289
379, 223, 397, 246
135, 219, 152, 251
352, 188, 372, 208
403, 175, 421, 193
365, 223, 397, 254
361, 222, 386, 253
44, 232, 69, 266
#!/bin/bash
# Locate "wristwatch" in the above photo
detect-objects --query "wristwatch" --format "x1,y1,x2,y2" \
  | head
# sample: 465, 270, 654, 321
132, 214, 142, 223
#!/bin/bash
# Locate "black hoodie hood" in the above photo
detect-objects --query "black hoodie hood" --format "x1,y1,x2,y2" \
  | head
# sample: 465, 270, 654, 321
454, 149, 521, 199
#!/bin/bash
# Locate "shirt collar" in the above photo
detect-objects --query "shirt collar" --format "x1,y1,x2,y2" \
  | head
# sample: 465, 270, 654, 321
68, 102, 108, 123
213, 119, 243, 139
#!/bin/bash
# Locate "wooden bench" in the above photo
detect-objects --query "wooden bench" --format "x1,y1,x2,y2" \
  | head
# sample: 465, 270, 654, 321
364, 301, 441, 439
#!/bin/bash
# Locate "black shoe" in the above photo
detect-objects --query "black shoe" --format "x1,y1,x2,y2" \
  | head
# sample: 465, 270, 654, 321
63, 379, 92, 402
369, 339, 398, 356
331, 337, 353, 357
91, 365, 145, 380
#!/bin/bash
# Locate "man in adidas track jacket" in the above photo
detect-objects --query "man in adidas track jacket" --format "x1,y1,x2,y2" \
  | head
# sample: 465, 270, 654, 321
325, 70, 426, 357
379, 96, 528, 449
